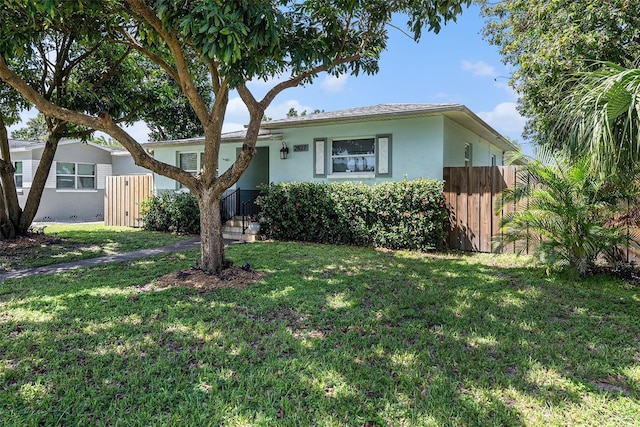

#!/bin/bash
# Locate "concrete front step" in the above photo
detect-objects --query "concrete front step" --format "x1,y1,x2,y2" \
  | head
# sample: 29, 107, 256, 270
222, 231, 261, 242
222, 220, 261, 243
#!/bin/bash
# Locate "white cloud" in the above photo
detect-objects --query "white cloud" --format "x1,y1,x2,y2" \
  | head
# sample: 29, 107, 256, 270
461, 60, 497, 78
222, 122, 245, 133
224, 96, 250, 125
265, 99, 316, 120
478, 102, 527, 136
320, 74, 348, 93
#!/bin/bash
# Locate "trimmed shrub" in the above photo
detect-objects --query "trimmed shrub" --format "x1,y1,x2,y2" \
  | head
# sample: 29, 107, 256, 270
257, 179, 447, 251
139, 191, 200, 234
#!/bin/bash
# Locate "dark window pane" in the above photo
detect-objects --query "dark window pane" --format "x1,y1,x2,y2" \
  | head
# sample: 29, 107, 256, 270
179, 153, 197, 171
78, 164, 95, 175
56, 162, 75, 175
78, 177, 95, 189
57, 176, 75, 189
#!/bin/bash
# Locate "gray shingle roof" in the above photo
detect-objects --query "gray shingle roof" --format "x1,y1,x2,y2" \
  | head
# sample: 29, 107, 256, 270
260, 103, 464, 128
8, 139, 44, 150
141, 128, 276, 147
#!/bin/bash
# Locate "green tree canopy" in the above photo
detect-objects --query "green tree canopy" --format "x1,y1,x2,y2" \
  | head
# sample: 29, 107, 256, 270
10, 113, 48, 141
547, 63, 640, 176
0, 1, 160, 238
480, 0, 640, 143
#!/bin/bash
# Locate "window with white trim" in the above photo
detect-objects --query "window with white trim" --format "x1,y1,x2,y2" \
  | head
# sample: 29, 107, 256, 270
56, 162, 95, 189
314, 134, 392, 178
177, 152, 204, 188
464, 143, 473, 167
14, 161, 22, 188
331, 138, 376, 175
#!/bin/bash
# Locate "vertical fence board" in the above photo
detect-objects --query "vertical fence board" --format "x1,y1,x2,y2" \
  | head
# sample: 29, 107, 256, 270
467, 167, 481, 251
479, 166, 493, 253
456, 168, 469, 251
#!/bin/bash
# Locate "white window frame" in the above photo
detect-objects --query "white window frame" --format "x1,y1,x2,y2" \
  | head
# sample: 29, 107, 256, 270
56, 162, 96, 191
14, 161, 22, 188
464, 143, 473, 167
329, 136, 377, 178
315, 134, 392, 179
177, 151, 204, 189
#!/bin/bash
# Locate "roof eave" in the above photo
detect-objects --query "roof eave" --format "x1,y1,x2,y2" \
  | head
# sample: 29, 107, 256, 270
260, 104, 467, 130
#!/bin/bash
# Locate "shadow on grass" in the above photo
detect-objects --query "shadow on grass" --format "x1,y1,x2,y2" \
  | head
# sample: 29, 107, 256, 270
1, 243, 639, 425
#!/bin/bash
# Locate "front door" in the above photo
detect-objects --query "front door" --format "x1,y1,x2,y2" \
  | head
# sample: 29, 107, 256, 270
236, 146, 269, 203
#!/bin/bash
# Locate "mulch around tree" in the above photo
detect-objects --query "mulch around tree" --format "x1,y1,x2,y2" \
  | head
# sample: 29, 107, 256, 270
141, 265, 265, 292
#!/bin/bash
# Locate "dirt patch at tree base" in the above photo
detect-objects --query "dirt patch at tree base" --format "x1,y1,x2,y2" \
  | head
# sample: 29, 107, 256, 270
145, 265, 265, 291
0, 233, 63, 251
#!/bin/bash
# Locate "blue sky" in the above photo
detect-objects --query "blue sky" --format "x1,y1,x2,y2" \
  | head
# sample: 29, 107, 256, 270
228, 4, 531, 153
9, 4, 532, 154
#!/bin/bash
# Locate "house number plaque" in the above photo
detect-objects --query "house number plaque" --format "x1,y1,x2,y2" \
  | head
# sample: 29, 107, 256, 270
293, 144, 309, 152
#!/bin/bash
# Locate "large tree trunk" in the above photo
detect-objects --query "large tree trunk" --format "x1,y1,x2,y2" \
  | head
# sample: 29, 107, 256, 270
17, 133, 59, 234
197, 187, 230, 274
0, 116, 20, 239
0, 183, 16, 239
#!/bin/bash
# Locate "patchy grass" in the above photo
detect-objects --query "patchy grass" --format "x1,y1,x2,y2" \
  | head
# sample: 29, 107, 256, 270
1, 242, 639, 426
0, 224, 192, 270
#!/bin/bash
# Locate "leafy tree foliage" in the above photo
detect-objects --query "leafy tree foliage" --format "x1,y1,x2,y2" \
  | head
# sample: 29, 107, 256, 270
142, 63, 211, 141
546, 63, 640, 176
10, 113, 48, 141
480, 0, 640, 143
0, 0, 471, 271
0, 1, 155, 238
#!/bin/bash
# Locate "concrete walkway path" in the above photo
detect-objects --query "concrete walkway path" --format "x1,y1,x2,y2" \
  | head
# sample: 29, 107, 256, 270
0, 238, 212, 281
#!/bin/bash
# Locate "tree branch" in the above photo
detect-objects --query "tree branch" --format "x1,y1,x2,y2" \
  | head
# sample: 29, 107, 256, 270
0, 56, 198, 191
92, 46, 133, 90
260, 53, 361, 107
63, 40, 104, 76
126, 0, 210, 126
115, 27, 180, 82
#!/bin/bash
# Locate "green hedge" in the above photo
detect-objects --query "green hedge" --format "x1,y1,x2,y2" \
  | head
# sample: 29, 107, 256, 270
257, 179, 448, 251
139, 191, 200, 234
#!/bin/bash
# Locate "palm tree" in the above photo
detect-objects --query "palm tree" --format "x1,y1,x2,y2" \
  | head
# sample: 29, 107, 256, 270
496, 152, 629, 275
548, 62, 640, 176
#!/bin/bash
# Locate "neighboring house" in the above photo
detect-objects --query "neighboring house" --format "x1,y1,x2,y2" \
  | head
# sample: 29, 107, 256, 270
143, 104, 518, 195
8, 138, 146, 221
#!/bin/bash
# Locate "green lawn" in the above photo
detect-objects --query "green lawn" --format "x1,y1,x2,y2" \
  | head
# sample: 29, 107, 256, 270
0, 224, 192, 270
1, 241, 639, 426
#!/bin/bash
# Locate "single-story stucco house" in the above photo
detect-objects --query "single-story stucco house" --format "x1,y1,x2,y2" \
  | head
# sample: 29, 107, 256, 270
8, 103, 518, 222
143, 103, 518, 195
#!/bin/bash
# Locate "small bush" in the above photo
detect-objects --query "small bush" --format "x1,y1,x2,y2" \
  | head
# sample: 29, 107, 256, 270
139, 191, 200, 234
257, 179, 447, 251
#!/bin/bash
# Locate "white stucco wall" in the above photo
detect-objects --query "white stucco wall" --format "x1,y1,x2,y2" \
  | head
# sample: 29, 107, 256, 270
443, 118, 504, 167
150, 114, 512, 190
268, 116, 446, 182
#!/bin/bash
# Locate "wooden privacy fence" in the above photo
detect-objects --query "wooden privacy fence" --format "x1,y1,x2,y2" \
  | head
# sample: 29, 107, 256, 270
104, 175, 154, 227
443, 166, 640, 261
443, 166, 527, 254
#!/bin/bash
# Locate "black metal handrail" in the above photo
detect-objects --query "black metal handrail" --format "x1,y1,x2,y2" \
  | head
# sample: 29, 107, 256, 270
241, 192, 261, 234
220, 188, 240, 223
